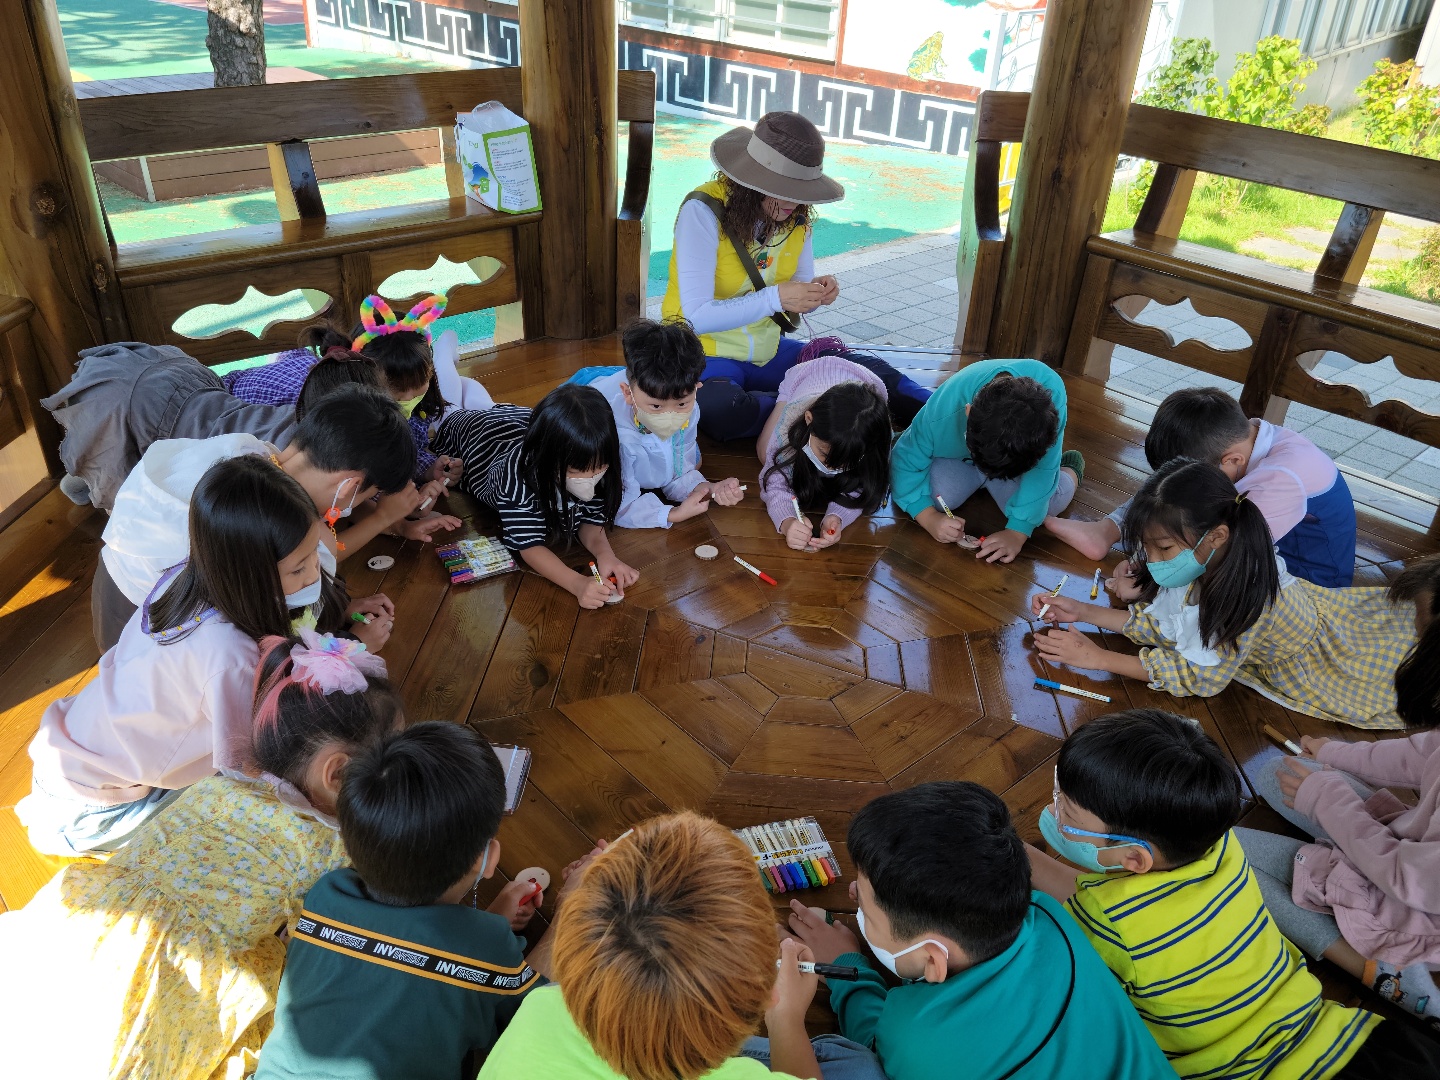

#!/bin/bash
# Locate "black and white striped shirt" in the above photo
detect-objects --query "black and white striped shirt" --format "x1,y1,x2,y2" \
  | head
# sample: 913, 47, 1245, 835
432, 406, 609, 551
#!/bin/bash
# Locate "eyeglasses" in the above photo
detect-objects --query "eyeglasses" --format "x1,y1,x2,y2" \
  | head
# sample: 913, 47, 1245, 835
1050, 767, 1153, 851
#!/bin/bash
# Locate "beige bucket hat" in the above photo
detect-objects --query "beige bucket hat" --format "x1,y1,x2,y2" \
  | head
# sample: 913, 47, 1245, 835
710, 111, 845, 205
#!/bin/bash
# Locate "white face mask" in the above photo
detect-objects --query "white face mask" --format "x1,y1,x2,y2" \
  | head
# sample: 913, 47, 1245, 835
638, 409, 690, 439
564, 469, 608, 503
856, 906, 949, 981
803, 439, 843, 477
328, 480, 359, 520
284, 576, 323, 610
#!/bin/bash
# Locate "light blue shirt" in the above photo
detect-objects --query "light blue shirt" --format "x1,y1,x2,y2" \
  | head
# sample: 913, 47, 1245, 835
593, 371, 705, 530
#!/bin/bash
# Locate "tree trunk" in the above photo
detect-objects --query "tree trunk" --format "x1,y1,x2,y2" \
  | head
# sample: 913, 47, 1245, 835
206, 0, 266, 88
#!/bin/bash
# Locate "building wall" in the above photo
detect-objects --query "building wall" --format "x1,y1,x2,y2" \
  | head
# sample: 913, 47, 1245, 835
1175, 0, 1433, 107
305, 0, 1179, 157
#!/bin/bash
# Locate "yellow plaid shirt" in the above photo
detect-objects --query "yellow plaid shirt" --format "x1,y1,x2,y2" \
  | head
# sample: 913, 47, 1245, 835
1125, 576, 1414, 730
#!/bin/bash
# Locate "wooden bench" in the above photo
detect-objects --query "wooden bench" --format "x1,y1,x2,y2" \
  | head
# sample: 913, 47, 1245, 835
78, 67, 656, 366
960, 90, 1440, 473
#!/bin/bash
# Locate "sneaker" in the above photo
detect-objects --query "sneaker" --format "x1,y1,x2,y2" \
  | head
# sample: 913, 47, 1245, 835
58, 474, 91, 505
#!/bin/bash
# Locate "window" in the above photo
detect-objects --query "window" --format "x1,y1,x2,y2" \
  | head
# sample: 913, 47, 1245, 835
618, 0, 842, 60
1265, 0, 1294, 35
1327, 0, 1357, 48
1297, 0, 1325, 50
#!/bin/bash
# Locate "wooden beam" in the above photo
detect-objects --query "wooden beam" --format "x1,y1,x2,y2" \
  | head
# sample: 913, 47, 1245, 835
989, 0, 1151, 366
519, 0, 618, 339
79, 68, 525, 162
0, 1, 124, 404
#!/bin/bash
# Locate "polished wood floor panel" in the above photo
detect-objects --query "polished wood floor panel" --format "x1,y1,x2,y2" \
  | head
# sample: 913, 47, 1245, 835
1, 338, 1437, 1031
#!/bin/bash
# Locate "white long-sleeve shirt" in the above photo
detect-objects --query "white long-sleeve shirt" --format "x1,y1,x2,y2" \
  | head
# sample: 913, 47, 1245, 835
672, 199, 815, 336
592, 371, 705, 529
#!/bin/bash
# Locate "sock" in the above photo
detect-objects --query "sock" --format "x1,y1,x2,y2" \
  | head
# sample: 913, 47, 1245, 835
1366, 958, 1440, 1020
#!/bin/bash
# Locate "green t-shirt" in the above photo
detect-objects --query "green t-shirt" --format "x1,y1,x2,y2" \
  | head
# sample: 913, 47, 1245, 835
480, 985, 800, 1080
256, 868, 543, 1080
826, 891, 1173, 1080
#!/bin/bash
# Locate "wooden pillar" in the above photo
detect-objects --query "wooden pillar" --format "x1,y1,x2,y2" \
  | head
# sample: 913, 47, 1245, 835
0, 1, 125, 397
518, 0, 618, 340
989, 0, 1151, 366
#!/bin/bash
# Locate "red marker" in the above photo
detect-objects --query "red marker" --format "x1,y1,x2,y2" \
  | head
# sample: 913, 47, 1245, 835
734, 555, 778, 586
523, 880, 544, 906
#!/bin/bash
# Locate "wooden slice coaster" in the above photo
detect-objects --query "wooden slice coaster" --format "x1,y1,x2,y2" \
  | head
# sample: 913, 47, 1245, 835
517, 866, 551, 891
367, 555, 396, 570
694, 544, 720, 560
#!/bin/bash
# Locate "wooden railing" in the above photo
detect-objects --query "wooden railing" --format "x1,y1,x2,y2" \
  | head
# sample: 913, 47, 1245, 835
77, 67, 656, 365
960, 90, 1440, 468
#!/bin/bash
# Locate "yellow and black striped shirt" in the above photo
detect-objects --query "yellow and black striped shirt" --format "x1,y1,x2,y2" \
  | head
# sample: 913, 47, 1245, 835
1067, 831, 1378, 1080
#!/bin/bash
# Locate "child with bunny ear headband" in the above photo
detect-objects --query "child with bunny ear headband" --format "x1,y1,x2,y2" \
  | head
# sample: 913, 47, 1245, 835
0, 632, 403, 1080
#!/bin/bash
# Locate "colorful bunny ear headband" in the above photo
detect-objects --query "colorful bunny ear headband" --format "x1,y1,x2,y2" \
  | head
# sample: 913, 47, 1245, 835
351, 293, 448, 350
289, 628, 388, 694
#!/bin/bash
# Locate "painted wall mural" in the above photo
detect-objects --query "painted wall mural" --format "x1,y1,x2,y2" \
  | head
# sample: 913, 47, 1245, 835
843, 0, 1046, 89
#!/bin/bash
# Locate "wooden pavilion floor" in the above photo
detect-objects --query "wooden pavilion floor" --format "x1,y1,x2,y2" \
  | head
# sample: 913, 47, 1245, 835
2, 335, 1438, 1021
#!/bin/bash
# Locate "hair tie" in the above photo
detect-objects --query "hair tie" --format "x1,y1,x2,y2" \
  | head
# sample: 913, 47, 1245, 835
288, 627, 387, 694
1235, 492, 1248, 506
351, 293, 448, 350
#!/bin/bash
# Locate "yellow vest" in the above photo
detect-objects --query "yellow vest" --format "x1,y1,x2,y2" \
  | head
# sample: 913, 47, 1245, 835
663, 179, 809, 363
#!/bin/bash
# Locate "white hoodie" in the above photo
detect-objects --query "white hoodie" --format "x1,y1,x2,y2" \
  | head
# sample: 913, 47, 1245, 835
100, 432, 334, 605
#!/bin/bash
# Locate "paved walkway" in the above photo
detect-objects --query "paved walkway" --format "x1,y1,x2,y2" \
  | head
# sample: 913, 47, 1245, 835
652, 229, 1440, 500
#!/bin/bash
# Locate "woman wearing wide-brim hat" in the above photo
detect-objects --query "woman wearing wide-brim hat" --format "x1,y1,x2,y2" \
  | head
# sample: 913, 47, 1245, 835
662, 112, 844, 442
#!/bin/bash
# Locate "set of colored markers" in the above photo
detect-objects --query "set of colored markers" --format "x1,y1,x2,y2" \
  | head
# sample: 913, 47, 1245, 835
435, 537, 516, 584
735, 817, 840, 893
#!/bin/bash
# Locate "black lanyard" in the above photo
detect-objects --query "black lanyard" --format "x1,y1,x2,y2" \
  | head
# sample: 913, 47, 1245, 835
994, 902, 1076, 1080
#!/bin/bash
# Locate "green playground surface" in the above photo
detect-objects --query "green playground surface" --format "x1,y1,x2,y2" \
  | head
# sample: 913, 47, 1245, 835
66, 0, 966, 355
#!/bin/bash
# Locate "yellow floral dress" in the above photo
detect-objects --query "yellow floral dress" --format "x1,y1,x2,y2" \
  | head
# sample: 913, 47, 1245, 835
0, 776, 346, 1080
1124, 566, 1416, 730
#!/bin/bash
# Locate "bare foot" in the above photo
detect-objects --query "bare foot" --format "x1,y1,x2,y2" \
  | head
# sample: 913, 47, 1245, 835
1044, 514, 1120, 561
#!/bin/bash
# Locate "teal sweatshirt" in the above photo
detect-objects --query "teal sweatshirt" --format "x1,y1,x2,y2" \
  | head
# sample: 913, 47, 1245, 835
826, 892, 1172, 1080
889, 358, 1067, 534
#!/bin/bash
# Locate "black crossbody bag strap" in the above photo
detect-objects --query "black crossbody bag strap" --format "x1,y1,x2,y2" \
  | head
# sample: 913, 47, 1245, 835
682, 191, 801, 334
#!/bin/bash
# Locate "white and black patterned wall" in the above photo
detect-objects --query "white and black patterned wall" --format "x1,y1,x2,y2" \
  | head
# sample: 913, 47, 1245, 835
310, 0, 520, 68
306, 0, 977, 155
619, 41, 975, 156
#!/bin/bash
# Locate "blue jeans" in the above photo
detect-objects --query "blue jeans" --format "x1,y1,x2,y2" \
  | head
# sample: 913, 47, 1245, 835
741, 1035, 887, 1080
696, 337, 807, 442
697, 339, 934, 442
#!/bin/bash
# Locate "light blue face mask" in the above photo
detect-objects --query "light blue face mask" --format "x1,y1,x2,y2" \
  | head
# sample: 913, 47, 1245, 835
1040, 769, 1153, 874
284, 576, 323, 610
802, 439, 843, 477
1145, 528, 1214, 590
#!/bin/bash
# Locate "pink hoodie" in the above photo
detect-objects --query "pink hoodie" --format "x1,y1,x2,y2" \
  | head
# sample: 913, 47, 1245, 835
1292, 730, 1440, 965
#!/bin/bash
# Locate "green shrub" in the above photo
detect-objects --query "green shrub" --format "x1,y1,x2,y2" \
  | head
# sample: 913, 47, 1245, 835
1355, 60, 1440, 158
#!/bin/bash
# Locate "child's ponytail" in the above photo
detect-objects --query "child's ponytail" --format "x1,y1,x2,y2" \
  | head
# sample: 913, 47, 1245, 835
1389, 555, 1440, 729
250, 630, 401, 794
1123, 458, 1279, 652
294, 349, 383, 422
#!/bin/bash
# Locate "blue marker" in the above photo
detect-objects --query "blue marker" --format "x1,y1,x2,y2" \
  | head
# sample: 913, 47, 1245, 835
1034, 678, 1111, 704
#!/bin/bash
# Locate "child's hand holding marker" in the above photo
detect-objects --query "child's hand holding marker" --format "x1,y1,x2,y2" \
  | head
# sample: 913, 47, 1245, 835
1106, 558, 1145, 603
709, 477, 746, 506
669, 482, 714, 524
784, 897, 862, 965
806, 514, 844, 551
581, 562, 619, 609
488, 878, 543, 932
782, 497, 814, 551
